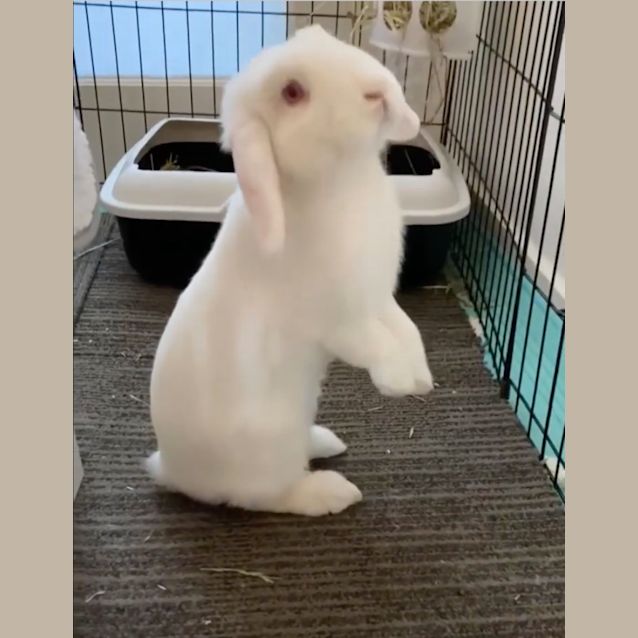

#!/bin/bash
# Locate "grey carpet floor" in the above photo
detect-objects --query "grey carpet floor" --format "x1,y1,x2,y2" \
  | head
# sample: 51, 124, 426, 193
73, 231, 565, 637
73, 214, 115, 326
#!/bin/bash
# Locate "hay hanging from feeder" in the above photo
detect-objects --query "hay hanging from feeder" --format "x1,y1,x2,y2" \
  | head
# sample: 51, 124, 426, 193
352, 2, 460, 125
372, 2, 458, 36
381, 2, 413, 32
419, 2, 458, 35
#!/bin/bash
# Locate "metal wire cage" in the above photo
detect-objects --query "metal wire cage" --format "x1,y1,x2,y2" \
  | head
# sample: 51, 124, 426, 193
443, 1, 565, 499
73, 1, 565, 500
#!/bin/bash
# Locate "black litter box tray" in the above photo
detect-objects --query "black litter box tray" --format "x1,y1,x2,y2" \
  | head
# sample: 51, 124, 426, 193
137, 141, 236, 173
116, 142, 452, 290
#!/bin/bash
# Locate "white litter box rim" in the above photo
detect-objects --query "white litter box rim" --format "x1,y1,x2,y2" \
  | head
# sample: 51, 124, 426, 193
100, 117, 469, 226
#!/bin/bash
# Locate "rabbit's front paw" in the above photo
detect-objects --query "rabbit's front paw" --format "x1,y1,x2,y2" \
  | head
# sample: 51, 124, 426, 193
293, 471, 362, 516
309, 425, 347, 459
370, 358, 415, 397
412, 360, 434, 396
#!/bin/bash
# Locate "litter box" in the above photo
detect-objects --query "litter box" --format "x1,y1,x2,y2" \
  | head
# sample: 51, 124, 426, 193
99, 117, 470, 289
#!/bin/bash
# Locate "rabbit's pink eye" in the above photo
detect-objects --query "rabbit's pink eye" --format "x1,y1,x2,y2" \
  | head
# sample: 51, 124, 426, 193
282, 80, 305, 105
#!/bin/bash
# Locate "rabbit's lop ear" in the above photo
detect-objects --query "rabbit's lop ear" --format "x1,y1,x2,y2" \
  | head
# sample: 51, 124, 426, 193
221, 78, 285, 255
231, 118, 285, 254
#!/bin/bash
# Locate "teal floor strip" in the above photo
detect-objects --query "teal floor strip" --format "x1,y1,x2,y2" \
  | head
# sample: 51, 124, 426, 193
447, 228, 565, 468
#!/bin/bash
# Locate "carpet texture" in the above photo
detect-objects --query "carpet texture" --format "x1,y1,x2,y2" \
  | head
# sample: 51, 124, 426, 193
73, 233, 565, 637
73, 214, 115, 326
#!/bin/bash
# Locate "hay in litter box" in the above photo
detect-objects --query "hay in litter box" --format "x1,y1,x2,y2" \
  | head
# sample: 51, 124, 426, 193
159, 154, 180, 171
158, 153, 216, 173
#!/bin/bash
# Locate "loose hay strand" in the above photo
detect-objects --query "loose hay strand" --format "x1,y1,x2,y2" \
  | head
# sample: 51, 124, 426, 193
200, 567, 276, 584
128, 393, 150, 407
85, 590, 106, 603
74, 238, 118, 261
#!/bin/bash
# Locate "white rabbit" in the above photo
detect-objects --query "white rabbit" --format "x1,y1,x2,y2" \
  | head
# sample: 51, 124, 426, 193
146, 25, 434, 517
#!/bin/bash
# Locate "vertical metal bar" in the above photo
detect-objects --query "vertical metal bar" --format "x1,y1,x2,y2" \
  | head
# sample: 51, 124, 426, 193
402, 56, 410, 93
451, 73, 469, 264
440, 60, 456, 144
447, 54, 468, 159
285, 0, 289, 38
446, 57, 466, 256
423, 61, 434, 123
465, 4, 505, 334
334, 1, 340, 37
529, 207, 565, 436
73, 54, 84, 129
454, 4, 488, 259
83, 1, 107, 181
134, 1, 148, 132
109, 1, 127, 150
210, 2, 217, 115
186, 1, 194, 116
554, 428, 565, 487
235, 1, 240, 72
493, 1, 540, 363
496, 0, 548, 394
456, 3, 491, 255
161, 1, 171, 116
502, 2, 564, 399
520, 97, 565, 430
502, 3, 558, 349
484, 0, 525, 373
471, 3, 512, 353
540, 320, 564, 460
261, 1, 265, 47
462, 3, 498, 302
519, 3, 564, 236
473, 4, 509, 360
490, 0, 526, 209
310, 1, 315, 25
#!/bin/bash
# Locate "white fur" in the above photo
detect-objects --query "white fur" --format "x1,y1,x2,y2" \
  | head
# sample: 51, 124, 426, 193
73, 110, 98, 236
147, 26, 433, 517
